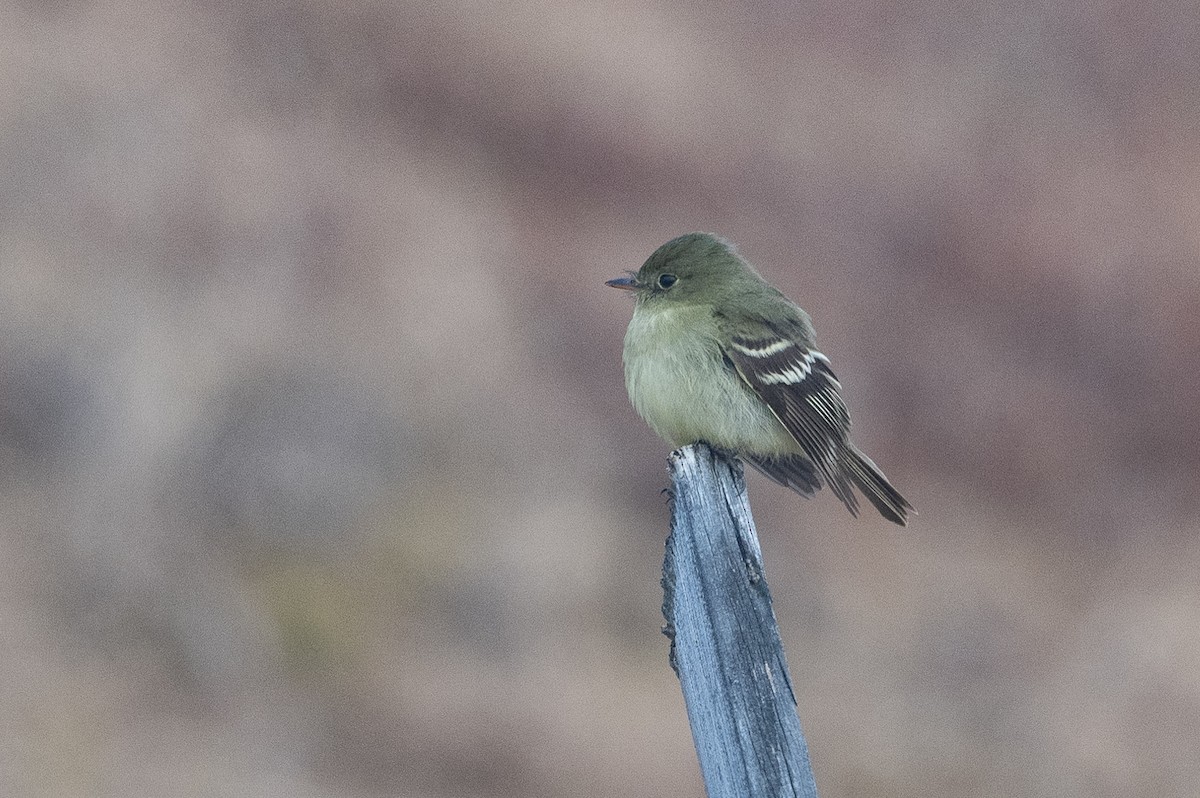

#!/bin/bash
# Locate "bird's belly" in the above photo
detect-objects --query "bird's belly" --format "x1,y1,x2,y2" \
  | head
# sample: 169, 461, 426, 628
622, 309, 796, 454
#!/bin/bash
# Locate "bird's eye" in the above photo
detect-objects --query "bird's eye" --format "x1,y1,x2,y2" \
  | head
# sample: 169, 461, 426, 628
657, 273, 678, 289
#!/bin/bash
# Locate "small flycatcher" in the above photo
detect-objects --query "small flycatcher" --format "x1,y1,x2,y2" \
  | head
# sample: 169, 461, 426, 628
607, 232, 912, 525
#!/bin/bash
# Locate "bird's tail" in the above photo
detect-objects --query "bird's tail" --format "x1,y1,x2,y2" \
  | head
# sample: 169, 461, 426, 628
839, 445, 913, 526
746, 453, 820, 498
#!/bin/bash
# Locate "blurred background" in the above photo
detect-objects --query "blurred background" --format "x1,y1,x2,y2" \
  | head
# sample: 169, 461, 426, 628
3, 1, 1199, 796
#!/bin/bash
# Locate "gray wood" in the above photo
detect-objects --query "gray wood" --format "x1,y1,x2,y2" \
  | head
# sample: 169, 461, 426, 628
662, 443, 819, 798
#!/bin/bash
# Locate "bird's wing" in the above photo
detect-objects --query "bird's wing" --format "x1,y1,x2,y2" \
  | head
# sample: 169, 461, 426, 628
721, 327, 853, 490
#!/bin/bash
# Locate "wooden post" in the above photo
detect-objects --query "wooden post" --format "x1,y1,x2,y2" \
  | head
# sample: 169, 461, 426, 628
662, 443, 819, 798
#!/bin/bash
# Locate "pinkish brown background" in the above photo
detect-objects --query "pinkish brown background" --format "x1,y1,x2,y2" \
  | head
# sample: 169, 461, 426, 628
3, 2, 1199, 796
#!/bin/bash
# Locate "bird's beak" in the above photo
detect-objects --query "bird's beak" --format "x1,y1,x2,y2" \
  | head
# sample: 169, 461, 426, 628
605, 275, 638, 291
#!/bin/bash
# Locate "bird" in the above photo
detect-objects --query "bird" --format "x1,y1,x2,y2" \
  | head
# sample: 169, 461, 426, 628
607, 232, 913, 525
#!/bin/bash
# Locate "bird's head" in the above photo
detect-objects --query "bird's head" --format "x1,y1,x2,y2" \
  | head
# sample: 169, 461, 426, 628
606, 232, 764, 307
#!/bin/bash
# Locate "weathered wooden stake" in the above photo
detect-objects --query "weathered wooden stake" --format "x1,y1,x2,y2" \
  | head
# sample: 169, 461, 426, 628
662, 443, 819, 798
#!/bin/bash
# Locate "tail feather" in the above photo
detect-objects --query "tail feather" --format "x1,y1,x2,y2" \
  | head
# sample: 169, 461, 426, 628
746, 454, 819, 498
746, 447, 913, 526
825, 468, 861, 518
840, 445, 913, 526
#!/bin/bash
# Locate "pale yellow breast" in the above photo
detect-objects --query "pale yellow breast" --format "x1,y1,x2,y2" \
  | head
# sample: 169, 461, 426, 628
622, 303, 798, 455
